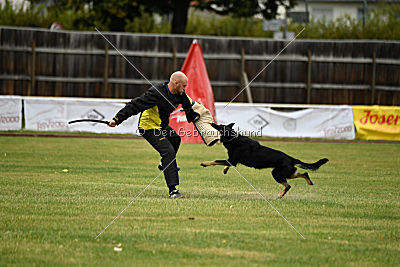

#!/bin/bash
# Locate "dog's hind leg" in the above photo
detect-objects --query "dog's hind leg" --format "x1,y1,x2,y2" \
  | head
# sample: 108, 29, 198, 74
201, 160, 230, 167
289, 170, 314, 185
303, 172, 313, 185
278, 182, 291, 199
272, 167, 292, 199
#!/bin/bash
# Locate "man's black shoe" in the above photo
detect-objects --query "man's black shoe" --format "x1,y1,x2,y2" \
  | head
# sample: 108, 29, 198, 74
158, 162, 180, 171
169, 190, 184, 199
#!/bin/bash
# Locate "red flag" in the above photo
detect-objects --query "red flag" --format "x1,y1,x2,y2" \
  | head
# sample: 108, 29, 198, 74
169, 41, 216, 143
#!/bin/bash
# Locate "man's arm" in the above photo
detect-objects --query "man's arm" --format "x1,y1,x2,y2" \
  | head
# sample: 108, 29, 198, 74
110, 87, 159, 126
181, 93, 200, 123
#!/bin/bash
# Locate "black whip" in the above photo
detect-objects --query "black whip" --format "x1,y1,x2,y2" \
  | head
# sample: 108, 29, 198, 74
68, 119, 109, 125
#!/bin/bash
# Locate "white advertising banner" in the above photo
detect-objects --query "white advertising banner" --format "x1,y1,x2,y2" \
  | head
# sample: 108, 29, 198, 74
0, 96, 22, 131
24, 97, 139, 134
21, 97, 355, 139
215, 103, 355, 139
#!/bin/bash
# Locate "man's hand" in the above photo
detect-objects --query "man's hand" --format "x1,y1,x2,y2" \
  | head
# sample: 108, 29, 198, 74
108, 120, 117, 127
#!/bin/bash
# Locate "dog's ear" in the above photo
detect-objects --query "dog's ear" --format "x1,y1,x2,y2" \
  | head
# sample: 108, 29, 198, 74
228, 122, 235, 128
211, 123, 219, 129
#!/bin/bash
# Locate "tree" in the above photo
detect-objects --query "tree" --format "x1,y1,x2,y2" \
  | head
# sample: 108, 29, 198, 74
83, 0, 298, 34
171, 0, 191, 34
30, 0, 296, 33
138, 0, 192, 34
33, 0, 153, 31
171, 0, 297, 34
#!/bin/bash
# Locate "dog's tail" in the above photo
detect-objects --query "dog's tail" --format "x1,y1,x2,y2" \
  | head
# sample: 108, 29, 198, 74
294, 158, 329, 170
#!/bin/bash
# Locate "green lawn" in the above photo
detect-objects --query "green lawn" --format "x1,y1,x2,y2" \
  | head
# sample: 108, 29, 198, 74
1, 136, 399, 266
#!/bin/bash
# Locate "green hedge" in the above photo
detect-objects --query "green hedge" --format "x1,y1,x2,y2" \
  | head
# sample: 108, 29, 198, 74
1, 2, 399, 40
289, 5, 400, 40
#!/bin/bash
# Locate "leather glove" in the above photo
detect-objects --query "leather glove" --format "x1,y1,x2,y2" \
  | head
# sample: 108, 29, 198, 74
184, 108, 200, 123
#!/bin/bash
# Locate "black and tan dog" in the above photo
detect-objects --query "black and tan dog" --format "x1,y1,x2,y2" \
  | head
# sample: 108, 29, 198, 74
201, 123, 329, 199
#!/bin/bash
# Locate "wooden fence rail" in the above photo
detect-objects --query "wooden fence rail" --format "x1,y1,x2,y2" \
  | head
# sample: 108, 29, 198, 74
1, 27, 400, 105
1, 43, 399, 101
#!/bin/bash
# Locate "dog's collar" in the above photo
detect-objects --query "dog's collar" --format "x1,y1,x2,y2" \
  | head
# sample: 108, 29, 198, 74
223, 134, 239, 143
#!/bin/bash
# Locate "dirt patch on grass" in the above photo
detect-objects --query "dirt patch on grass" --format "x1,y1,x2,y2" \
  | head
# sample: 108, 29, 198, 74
139, 243, 275, 260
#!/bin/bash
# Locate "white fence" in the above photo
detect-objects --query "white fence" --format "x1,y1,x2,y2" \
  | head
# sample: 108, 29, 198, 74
0, 96, 355, 139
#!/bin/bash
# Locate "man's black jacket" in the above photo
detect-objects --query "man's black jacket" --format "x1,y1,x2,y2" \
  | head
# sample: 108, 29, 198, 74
113, 82, 195, 130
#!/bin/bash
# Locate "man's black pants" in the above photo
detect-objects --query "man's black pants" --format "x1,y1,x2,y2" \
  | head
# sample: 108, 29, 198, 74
141, 126, 181, 187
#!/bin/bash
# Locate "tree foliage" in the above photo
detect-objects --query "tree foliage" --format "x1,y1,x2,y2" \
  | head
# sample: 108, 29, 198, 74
197, 0, 296, 19
1, 0, 400, 40
30, 0, 151, 31
25, 0, 296, 33
0, 1, 51, 27
288, 4, 400, 40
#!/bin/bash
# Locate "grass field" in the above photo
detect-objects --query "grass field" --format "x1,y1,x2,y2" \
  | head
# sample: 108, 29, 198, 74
1, 136, 399, 266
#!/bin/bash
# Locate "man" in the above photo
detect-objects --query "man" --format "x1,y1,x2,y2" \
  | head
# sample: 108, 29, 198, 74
108, 71, 199, 199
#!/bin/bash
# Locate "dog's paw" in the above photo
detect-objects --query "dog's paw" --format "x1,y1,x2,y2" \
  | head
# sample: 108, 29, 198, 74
223, 166, 230, 174
278, 185, 291, 199
200, 162, 207, 167
304, 172, 314, 185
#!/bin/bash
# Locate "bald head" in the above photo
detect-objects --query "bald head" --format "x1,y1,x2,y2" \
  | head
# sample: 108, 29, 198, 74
168, 71, 188, 95
170, 71, 188, 83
